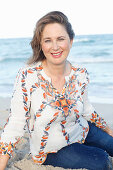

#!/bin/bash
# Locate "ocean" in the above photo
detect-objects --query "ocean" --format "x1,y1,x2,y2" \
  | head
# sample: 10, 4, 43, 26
0, 34, 113, 104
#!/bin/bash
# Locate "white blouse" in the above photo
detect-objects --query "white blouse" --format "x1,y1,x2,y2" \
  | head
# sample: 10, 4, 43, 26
0, 62, 107, 164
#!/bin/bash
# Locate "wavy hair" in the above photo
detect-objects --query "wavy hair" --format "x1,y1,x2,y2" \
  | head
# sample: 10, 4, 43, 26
28, 11, 75, 65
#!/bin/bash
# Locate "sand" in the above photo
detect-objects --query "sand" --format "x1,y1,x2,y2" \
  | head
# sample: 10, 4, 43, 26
0, 97, 113, 170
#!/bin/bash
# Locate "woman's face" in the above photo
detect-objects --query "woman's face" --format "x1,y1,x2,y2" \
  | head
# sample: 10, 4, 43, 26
41, 23, 73, 66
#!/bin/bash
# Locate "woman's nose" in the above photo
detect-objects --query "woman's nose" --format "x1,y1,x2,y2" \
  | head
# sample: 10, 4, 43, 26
52, 41, 59, 50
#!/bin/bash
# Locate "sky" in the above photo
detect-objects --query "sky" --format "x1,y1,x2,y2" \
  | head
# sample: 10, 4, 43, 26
0, 0, 113, 38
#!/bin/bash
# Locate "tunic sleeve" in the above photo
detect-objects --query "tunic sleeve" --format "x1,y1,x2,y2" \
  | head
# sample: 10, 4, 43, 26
0, 68, 30, 157
82, 87, 107, 129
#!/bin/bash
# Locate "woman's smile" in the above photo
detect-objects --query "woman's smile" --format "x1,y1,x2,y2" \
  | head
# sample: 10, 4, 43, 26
51, 51, 63, 58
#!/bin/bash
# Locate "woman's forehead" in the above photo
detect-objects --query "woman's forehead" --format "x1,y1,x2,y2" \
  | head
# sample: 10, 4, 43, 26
41, 23, 68, 38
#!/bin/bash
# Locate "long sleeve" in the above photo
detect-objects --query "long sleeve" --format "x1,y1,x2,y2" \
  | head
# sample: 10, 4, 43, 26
0, 68, 30, 157
82, 87, 107, 129
79, 67, 107, 130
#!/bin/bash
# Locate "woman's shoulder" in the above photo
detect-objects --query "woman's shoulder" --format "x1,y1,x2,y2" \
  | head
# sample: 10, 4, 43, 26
22, 61, 42, 71
17, 62, 42, 75
71, 63, 88, 73
16, 62, 42, 83
71, 63, 89, 82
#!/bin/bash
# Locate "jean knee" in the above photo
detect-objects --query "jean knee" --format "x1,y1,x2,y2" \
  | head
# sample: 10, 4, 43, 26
100, 153, 112, 170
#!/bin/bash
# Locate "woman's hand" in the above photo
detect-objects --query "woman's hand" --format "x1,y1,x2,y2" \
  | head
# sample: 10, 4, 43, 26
104, 126, 113, 137
0, 154, 9, 170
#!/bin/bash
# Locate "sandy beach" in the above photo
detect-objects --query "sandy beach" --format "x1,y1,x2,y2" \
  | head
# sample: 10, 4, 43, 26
0, 97, 113, 170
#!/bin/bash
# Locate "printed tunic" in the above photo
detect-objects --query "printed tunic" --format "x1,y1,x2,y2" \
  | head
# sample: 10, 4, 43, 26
0, 62, 107, 164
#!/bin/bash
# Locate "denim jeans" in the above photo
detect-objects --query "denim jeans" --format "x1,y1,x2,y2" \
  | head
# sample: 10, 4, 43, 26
43, 122, 113, 170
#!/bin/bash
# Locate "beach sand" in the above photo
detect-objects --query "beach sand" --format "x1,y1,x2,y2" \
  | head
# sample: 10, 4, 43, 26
0, 97, 113, 170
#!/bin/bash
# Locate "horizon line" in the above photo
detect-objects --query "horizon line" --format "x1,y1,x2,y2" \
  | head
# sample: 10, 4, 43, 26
0, 33, 113, 39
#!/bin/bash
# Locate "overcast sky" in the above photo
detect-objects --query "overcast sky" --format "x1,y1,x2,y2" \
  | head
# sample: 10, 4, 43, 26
0, 0, 113, 38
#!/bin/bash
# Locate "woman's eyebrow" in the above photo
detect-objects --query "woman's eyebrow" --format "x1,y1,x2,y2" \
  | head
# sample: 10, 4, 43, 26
43, 37, 51, 40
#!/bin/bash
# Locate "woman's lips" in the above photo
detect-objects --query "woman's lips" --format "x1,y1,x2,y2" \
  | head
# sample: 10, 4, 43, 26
51, 51, 63, 58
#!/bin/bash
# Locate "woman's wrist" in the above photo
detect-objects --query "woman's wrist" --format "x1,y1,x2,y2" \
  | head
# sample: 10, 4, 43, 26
0, 154, 9, 170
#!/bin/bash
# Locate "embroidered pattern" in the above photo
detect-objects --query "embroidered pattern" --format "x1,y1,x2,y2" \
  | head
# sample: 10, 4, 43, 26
90, 111, 106, 129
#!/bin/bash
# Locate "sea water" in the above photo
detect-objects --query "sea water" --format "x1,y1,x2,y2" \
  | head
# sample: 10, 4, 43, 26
0, 34, 113, 104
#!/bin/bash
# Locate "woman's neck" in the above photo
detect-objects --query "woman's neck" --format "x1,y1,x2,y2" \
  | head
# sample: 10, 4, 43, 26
42, 60, 71, 78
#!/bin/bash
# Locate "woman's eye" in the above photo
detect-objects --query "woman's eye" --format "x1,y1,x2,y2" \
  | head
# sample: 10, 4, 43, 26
58, 38, 64, 41
45, 40, 51, 43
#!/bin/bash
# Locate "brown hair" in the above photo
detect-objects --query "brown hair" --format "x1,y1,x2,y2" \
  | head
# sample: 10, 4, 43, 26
28, 11, 75, 65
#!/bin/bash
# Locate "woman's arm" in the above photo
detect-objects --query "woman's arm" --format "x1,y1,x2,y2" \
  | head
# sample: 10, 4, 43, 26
0, 154, 9, 170
0, 68, 30, 167
82, 87, 107, 129
80, 68, 113, 137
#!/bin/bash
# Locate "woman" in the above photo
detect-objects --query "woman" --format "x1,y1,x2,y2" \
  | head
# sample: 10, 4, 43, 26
0, 11, 113, 170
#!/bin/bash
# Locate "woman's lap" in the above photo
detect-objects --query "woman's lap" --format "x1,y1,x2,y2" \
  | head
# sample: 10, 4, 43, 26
44, 143, 111, 169
44, 122, 113, 170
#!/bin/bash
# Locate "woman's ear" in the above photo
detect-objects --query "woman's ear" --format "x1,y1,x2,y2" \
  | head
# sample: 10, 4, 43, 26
70, 39, 73, 48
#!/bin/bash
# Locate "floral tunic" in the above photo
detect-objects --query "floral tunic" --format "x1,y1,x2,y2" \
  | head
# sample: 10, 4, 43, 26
0, 62, 107, 164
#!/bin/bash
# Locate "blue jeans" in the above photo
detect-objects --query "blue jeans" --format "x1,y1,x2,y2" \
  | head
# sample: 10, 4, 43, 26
43, 122, 113, 170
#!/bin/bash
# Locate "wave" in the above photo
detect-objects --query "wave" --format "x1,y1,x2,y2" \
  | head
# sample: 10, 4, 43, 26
0, 83, 14, 87
92, 51, 110, 57
0, 57, 27, 63
89, 96, 113, 104
108, 86, 113, 90
74, 38, 95, 43
71, 57, 113, 63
